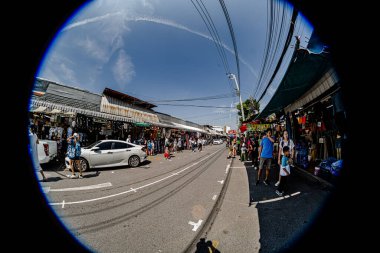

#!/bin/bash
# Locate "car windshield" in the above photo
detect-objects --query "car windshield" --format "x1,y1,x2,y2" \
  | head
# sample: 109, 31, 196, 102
83, 140, 102, 149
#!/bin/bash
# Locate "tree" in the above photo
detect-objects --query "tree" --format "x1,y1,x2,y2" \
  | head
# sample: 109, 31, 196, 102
236, 96, 260, 124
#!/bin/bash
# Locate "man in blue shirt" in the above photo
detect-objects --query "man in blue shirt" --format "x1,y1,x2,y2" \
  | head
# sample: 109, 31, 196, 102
256, 128, 275, 185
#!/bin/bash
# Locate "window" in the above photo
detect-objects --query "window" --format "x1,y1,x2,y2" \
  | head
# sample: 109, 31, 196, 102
113, 142, 132, 150
96, 141, 113, 150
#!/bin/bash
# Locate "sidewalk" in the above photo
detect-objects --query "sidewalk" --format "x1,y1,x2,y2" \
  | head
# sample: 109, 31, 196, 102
205, 158, 261, 252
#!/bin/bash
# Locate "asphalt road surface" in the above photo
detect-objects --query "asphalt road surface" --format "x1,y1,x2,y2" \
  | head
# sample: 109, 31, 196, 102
41, 145, 230, 252
39, 144, 333, 253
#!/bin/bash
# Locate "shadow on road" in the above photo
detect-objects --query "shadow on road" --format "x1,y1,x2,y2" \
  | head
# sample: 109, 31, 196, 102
244, 161, 331, 253
195, 238, 221, 253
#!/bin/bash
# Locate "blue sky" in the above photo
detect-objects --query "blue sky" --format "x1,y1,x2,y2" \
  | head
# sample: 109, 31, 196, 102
36, 0, 313, 129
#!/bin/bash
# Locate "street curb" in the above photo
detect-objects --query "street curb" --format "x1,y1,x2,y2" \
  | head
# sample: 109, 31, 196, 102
293, 165, 334, 189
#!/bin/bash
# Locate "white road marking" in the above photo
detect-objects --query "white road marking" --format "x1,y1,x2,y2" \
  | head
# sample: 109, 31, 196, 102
172, 172, 179, 176
62, 200, 65, 208
225, 164, 230, 174
50, 148, 224, 206
188, 219, 203, 231
212, 195, 217, 200
49, 182, 112, 192
111, 171, 114, 173
217, 180, 224, 184
130, 188, 137, 192
251, 191, 301, 204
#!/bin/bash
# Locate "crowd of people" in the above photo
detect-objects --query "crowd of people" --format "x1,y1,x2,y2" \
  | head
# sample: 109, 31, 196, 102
227, 128, 295, 197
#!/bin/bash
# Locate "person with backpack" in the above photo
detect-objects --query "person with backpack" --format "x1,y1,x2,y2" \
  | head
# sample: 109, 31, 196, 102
275, 130, 295, 186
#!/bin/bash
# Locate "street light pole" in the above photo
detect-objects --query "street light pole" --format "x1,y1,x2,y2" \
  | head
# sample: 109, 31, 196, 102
228, 73, 245, 122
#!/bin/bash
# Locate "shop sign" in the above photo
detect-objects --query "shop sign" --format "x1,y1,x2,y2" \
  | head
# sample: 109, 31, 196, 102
228, 130, 236, 135
246, 124, 271, 132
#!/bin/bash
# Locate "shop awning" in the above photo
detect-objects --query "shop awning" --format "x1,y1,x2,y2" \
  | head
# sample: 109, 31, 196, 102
134, 122, 151, 127
32, 106, 47, 113
31, 99, 134, 123
170, 122, 208, 134
257, 49, 332, 119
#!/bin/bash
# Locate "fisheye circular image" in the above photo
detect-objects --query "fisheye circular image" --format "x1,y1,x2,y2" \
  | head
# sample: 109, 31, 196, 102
27, 0, 347, 252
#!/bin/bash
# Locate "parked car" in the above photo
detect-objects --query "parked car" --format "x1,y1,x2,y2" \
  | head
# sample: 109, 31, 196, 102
213, 139, 223, 145
37, 139, 58, 164
65, 139, 147, 171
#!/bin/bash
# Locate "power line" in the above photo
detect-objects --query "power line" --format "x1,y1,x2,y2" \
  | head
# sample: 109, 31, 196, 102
154, 103, 233, 108
146, 93, 235, 102
190, 0, 236, 94
257, 7, 299, 102
218, 0, 241, 87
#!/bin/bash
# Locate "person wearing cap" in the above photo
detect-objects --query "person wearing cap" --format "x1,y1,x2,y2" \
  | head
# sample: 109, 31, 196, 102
66, 133, 83, 179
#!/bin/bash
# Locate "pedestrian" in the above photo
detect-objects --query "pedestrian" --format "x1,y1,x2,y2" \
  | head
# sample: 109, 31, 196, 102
256, 128, 275, 185
198, 137, 203, 152
232, 138, 237, 158
67, 133, 83, 179
251, 132, 259, 170
191, 138, 196, 152
151, 139, 155, 155
164, 146, 171, 160
126, 135, 132, 143
240, 142, 247, 161
173, 138, 177, 153
29, 126, 47, 181
147, 140, 152, 156
276, 146, 291, 196
177, 138, 182, 152
275, 130, 295, 186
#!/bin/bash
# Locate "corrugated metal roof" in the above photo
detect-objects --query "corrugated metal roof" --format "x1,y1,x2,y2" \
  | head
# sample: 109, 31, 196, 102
103, 87, 157, 109
30, 99, 134, 123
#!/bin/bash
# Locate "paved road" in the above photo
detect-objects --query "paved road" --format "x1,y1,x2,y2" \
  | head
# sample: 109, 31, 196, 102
41, 145, 230, 252
39, 146, 333, 252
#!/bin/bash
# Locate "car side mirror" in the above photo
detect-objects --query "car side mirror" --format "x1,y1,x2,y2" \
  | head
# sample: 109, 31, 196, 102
91, 146, 100, 151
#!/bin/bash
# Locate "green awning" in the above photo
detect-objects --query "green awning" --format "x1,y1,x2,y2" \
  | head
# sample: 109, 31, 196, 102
134, 122, 151, 127
258, 49, 332, 119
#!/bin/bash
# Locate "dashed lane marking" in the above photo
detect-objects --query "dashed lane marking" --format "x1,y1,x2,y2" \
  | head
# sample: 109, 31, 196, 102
251, 191, 301, 204
212, 195, 217, 200
48, 182, 113, 192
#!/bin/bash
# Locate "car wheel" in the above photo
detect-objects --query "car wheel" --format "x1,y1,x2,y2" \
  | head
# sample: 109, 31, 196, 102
128, 155, 140, 167
77, 158, 89, 172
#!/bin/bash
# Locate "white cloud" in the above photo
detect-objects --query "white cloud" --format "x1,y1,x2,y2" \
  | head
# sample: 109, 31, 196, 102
63, 12, 123, 32
78, 36, 109, 62
59, 62, 79, 84
112, 50, 136, 89
63, 12, 258, 78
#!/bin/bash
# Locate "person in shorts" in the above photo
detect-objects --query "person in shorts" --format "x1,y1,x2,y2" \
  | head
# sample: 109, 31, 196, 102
256, 128, 274, 185
67, 133, 83, 179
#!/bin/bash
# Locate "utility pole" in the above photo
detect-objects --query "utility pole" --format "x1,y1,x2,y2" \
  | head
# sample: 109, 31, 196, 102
228, 73, 245, 122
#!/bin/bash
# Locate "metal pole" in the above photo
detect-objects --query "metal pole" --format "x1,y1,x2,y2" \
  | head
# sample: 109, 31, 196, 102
229, 74, 245, 122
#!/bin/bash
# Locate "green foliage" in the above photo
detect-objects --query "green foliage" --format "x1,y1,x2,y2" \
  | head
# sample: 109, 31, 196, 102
236, 96, 260, 124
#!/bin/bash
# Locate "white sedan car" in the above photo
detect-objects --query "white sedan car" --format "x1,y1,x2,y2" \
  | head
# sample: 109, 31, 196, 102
213, 139, 223, 145
65, 140, 147, 171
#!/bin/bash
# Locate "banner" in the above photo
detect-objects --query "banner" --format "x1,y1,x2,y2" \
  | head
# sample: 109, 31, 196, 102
246, 123, 271, 132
